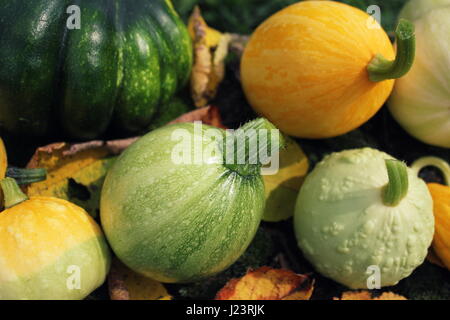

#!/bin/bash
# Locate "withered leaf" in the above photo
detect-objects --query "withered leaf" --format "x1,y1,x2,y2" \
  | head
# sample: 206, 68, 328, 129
188, 6, 231, 108
215, 267, 314, 300
25, 138, 136, 218
262, 137, 309, 222
169, 105, 226, 129
109, 259, 171, 300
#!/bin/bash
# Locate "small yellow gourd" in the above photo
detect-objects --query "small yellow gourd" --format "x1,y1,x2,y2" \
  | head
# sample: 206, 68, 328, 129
428, 183, 450, 270
412, 157, 450, 270
0, 178, 111, 299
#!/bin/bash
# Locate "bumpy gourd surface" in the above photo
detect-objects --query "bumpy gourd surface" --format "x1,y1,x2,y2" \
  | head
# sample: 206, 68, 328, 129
294, 148, 434, 289
0, 0, 192, 139
0, 197, 110, 299
101, 123, 265, 283
389, 8, 450, 148
241, 1, 395, 138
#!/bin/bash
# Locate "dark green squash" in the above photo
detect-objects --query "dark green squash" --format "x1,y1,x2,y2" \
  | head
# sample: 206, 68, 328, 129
0, 0, 192, 139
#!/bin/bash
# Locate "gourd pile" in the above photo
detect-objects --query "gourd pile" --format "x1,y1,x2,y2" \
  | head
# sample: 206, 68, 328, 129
0, 0, 449, 300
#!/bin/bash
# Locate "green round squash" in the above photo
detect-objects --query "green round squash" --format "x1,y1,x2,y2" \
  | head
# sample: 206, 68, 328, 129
0, 0, 192, 139
294, 148, 434, 289
100, 118, 283, 282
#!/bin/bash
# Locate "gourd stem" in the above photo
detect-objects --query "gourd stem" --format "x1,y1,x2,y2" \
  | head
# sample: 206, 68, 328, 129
0, 177, 28, 209
411, 156, 450, 186
367, 19, 416, 82
223, 118, 286, 177
6, 167, 47, 185
383, 160, 409, 206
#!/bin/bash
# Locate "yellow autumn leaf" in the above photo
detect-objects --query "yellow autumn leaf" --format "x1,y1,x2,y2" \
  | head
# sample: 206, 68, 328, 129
215, 267, 314, 300
188, 6, 222, 48
263, 138, 309, 222
109, 259, 171, 300
188, 6, 231, 108
25, 140, 135, 217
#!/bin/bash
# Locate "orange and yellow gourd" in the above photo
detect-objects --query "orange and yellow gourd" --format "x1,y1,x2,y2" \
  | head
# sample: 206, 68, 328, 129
411, 157, 450, 271
0, 177, 110, 300
428, 183, 450, 270
241, 1, 408, 138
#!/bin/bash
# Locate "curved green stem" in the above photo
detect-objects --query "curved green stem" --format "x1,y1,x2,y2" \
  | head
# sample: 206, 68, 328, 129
223, 118, 286, 177
368, 19, 416, 82
383, 160, 409, 206
0, 177, 28, 209
6, 167, 47, 185
411, 156, 450, 186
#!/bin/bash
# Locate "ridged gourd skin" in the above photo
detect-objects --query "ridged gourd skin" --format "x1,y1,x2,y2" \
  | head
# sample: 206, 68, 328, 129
241, 1, 395, 139
389, 7, 450, 148
294, 148, 434, 289
428, 183, 450, 270
0, 197, 111, 300
0, 0, 192, 139
100, 123, 265, 283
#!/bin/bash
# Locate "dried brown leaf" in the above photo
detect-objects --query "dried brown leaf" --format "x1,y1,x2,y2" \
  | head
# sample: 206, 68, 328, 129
215, 267, 314, 300
25, 138, 136, 217
109, 259, 171, 300
188, 6, 230, 108
169, 105, 227, 129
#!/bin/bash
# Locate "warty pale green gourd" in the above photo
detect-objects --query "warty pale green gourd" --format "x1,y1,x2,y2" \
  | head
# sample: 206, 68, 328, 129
294, 148, 434, 289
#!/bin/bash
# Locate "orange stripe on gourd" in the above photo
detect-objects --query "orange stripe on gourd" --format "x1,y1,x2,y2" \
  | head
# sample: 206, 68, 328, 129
241, 1, 404, 138
428, 183, 450, 270
0, 139, 6, 179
